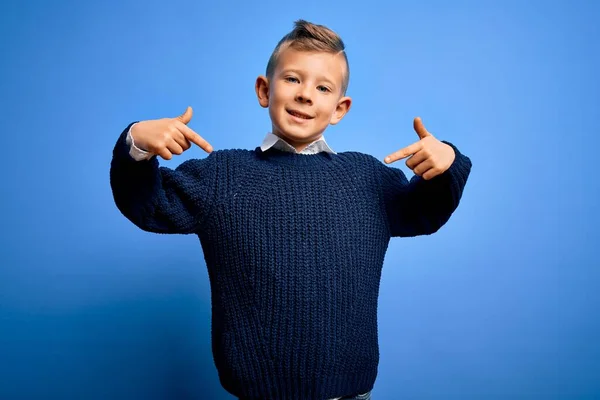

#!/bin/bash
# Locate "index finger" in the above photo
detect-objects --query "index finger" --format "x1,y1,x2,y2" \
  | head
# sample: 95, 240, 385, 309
384, 141, 422, 164
175, 120, 213, 153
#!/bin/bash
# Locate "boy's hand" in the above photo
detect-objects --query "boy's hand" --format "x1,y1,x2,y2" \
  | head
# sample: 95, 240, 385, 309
130, 106, 213, 160
384, 117, 455, 180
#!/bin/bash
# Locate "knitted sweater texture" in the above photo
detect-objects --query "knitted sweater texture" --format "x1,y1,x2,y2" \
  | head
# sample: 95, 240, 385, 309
110, 123, 472, 400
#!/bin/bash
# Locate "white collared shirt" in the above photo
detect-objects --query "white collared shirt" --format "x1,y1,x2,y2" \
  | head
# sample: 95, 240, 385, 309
126, 124, 335, 161
259, 132, 336, 155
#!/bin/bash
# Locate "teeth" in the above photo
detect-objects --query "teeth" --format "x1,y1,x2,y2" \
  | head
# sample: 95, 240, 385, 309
290, 110, 309, 119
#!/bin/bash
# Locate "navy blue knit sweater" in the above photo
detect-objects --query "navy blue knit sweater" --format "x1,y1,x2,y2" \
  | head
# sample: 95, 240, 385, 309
110, 123, 472, 400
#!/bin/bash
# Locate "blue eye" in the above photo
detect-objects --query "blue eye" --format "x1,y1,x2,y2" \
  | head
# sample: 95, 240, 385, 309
285, 77, 299, 83
317, 86, 330, 93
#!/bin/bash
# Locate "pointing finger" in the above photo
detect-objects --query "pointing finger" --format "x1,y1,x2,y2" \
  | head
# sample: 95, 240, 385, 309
174, 120, 213, 153
384, 141, 422, 164
189, 134, 213, 153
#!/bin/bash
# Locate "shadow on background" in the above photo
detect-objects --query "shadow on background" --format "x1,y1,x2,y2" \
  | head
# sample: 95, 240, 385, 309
0, 258, 235, 400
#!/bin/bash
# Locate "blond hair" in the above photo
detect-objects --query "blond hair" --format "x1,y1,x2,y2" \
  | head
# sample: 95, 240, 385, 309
266, 20, 350, 95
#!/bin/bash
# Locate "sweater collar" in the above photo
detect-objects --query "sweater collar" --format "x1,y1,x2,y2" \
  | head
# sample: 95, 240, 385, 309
260, 132, 336, 155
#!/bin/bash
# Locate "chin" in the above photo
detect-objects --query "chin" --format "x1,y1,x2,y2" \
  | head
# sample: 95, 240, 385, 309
282, 130, 319, 142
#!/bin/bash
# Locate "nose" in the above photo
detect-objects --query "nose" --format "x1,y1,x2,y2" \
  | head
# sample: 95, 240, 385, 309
295, 84, 313, 105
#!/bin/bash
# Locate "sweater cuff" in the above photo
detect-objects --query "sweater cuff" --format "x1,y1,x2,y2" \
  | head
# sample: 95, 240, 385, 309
441, 140, 472, 184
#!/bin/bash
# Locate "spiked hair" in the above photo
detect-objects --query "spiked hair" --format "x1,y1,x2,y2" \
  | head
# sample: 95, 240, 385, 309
266, 20, 350, 95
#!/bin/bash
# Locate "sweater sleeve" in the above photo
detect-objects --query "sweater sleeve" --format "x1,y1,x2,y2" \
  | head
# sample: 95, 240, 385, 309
109, 122, 218, 234
377, 141, 472, 237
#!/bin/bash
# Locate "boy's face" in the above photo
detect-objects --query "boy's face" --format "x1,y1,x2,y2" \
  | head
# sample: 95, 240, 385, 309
255, 47, 352, 151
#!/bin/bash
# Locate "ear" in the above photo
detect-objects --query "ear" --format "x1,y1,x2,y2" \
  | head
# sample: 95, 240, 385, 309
329, 96, 352, 125
255, 75, 270, 108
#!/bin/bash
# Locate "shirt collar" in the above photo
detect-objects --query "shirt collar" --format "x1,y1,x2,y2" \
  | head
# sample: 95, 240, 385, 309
260, 132, 336, 155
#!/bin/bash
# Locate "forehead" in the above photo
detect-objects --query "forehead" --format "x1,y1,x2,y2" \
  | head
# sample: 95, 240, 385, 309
274, 47, 346, 84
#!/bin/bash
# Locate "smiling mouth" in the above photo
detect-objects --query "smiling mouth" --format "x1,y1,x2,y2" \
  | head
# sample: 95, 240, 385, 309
287, 109, 313, 119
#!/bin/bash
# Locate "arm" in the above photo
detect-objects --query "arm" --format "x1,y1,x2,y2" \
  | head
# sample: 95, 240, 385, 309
110, 122, 218, 234
379, 141, 472, 237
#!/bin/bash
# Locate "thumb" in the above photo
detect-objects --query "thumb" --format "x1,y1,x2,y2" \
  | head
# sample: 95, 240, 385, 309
413, 116, 431, 139
175, 106, 193, 124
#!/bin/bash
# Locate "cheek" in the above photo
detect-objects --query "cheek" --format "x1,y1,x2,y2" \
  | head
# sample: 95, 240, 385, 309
268, 106, 279, 124
270, 85, 291, 103
267, 88, 284, 113
320, 101, 339, 119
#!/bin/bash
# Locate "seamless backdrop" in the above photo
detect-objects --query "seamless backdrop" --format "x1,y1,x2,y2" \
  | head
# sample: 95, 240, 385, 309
1, 1, 599, 399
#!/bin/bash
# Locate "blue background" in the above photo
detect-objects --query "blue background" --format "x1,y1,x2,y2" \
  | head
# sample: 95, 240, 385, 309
1, 0, 598, 399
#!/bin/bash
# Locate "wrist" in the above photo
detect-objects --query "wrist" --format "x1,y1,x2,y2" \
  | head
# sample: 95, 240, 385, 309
130, 122, 149, 151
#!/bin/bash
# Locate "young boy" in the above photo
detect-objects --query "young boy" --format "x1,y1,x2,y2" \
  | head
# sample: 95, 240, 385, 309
110, 20, 471, 400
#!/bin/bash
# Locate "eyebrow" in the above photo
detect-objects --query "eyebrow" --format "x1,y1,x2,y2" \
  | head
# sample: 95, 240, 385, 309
280, 68, 338, 89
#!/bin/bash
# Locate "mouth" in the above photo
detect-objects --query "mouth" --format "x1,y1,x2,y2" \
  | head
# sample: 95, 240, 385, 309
286, 109, 314, 120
